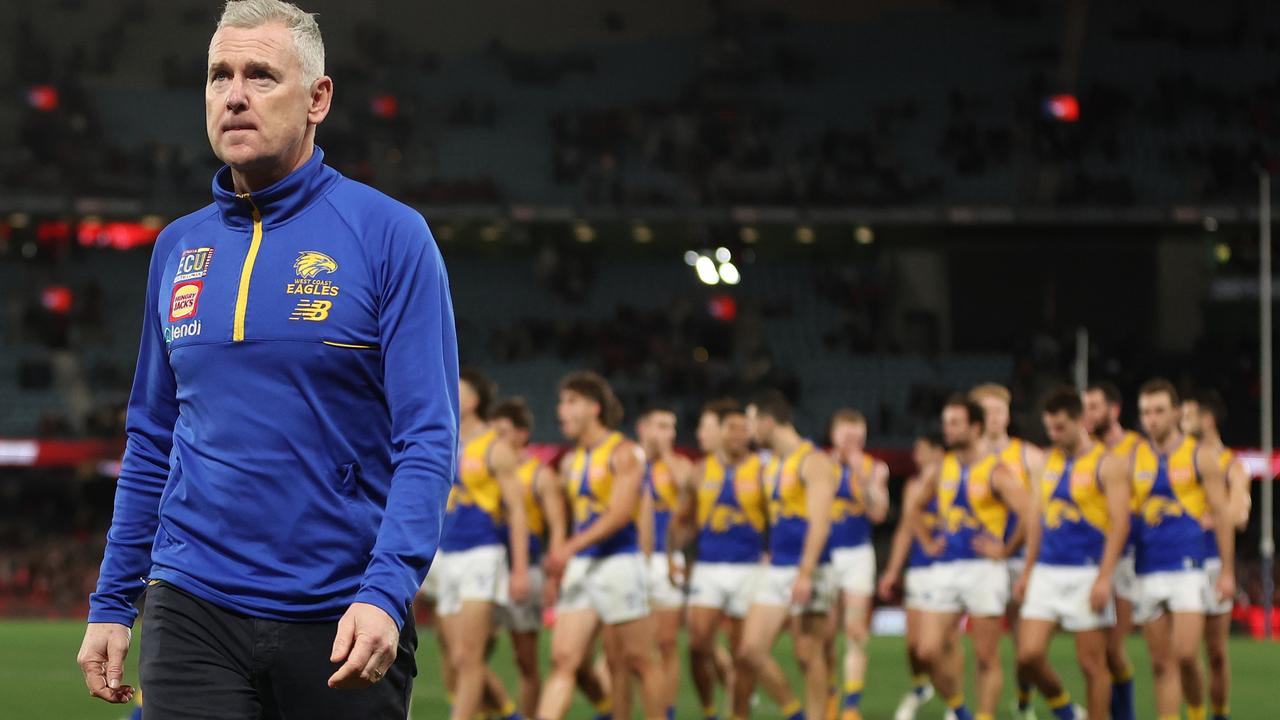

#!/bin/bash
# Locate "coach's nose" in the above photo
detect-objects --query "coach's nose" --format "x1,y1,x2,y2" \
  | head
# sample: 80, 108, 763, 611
224, 77, 249, 113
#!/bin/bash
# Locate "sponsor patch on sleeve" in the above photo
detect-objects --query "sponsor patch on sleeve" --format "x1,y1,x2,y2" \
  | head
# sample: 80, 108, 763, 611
174, 247, 215, 282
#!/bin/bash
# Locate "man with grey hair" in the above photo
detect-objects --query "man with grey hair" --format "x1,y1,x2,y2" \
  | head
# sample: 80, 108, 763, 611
76, 1, 460, 717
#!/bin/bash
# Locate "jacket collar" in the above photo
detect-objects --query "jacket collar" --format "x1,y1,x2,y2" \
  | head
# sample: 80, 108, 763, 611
212, 146, 338, 229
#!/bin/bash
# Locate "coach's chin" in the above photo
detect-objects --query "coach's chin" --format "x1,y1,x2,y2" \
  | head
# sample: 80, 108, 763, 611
78, 1, 458, 718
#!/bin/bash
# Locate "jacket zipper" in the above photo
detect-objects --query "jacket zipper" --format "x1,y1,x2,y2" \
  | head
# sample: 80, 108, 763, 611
233, 194, 263, 342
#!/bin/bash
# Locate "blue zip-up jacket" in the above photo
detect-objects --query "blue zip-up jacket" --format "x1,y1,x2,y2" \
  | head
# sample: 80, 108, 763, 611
88, 147, 459, 629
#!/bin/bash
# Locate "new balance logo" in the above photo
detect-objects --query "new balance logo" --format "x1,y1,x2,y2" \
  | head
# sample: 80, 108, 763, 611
289, 299, 332, 321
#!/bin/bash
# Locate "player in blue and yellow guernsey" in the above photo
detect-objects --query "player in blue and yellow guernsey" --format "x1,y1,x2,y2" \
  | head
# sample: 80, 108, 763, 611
675, 400, 797, 720
912, 396, 1032, 720
737, 391, 838, 720
1181, 391, 1252, 720
1082, 379, 1144, 720
877, 432, 960, 720
435, 370, 530, 720
536, 372, 666, 720
491, 397, 575, 719
636, 405, 695, 720
1013, 387, 1130, 720
825, 409, 889, 720
1129, 379, 1234, 720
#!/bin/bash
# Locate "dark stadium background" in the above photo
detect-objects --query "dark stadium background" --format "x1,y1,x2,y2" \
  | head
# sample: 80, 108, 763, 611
2, 0, 1278, 673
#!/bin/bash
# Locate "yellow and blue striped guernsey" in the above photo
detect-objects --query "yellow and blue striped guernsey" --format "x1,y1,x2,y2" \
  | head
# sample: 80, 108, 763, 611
1132, 435, 1207, 574
517, 457, 546, 563
830, 454, 874, 549
998, 438, 1032, 488
646, 458, 680, 554
937, 452, 1009, 562
696, 453, 767, 563
765, 440, 828, 566
440, 429, 506, 551
1038, 442, 1110, 566
566, 432, 638, 557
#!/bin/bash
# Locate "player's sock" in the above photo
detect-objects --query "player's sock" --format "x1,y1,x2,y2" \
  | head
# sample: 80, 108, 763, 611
128, 707, 143, 720
842, 678, 864, 709
781, 699, 804, 720
1017, 684, 1033, 713
946, 693, 974, 720
1212, 703, 1231, 720
702, 703, 719, 720
1110, 664, 1135, 720
666, 707, 676, 720
975, 714, 994, 720
1187, 705, 1207, 720
911, 673, 931, 698
498, 699, 522, 720
1047, 692, 1075, 720
592, 697, 612, 720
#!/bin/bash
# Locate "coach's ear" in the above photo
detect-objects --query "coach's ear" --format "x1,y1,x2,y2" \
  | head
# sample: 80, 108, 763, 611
308, 75, 333, 126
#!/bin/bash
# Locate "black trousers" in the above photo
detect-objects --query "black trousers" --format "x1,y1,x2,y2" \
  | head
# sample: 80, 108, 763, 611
138, 581, 416, 720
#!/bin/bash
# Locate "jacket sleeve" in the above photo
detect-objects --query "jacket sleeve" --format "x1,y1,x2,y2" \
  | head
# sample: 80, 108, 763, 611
355, 212, 459, 628
87, 238, 178, 626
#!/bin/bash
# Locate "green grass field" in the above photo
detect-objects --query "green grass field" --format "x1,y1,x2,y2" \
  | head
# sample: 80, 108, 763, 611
4, 620, 1276, 718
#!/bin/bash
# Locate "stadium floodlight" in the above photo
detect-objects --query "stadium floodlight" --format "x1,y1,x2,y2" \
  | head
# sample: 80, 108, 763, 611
573, 220, 596, 243
796, 225, 815, 244
854, 225, 874, 245
695, 255, 720, 285
684, 250, 700, 266
718, 261, 741, 285
632, 222, 653, 243
715, 246, 731, 263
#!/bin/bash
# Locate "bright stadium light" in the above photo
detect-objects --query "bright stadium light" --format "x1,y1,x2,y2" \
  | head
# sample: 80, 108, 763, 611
573, 220, 596, 243
796, 225, 815, 244
684, 250, 700, 266
715, 246, 731, 263
632, 222, 653, 243
718, 261, 741, 285
854, 225, 874, 245
695, 255, 720, 285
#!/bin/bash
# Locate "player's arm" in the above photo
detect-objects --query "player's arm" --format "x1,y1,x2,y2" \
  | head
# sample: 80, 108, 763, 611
910, 463, 943, 555
987, 463, 1032, 559
536, 463, 568, 558
863, 459, 891, 524
1084, 451, 1131, 610
82, 236, 180, 703
878, 477, 919, 599
492, 439, 529, 598
670, 459, 701, 553
563, 441, 645, 556
797, 452, 838, 580
1199, 445, 1236, 600
1227, 458, 1252, 530
637, 478, 656, 558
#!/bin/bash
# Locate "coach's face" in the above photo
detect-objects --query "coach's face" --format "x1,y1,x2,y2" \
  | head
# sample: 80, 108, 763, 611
206, 22, 331, 185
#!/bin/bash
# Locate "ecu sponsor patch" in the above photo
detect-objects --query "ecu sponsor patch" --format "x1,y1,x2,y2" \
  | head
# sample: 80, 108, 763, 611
169, 281, 203, 322
174, 247, 214, 282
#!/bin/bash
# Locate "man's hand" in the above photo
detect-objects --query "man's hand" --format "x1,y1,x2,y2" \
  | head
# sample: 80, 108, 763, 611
328, 603, 400, 689
1012, 572, 1030, 605
509, 568, 530, 604
77, 623, 135, 704
877, 570, 900, 602
921, 535, 946, 558
542, 571, 561, 608
972, 534, 1006, 560
1088, 573, 1112, 613
544, 543, 572, 578
1216, 570, 1236, 604
668, 558, 685, 589
790, 569, 814, 607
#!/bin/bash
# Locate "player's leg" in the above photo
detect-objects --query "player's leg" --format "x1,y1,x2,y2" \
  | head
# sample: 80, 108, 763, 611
510, 628, 541, 718
688, 605, 725, 716
1142, 609, 1181, 719
653, 605, 682, 717
1108, 556, 1138, 720
969, 615, 1005, 719
1007, 558, 1035, 719
738, 601, 803, 720
536, 608, 601, 720
574, 649, 613, 720
895, 572, 937, 720
728, 615, 796, 718
1172, 610, 1207, 716
1074, 628, 1111, 720
790, 610, 834, 720
602, 614, 667, 720
1205, 611, 1232, 720
443, 599, 496, 720
915, 609, 966, 715
838, 590, 872, 718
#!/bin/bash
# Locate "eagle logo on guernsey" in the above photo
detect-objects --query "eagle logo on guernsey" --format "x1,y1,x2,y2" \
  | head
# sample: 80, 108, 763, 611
294, 251, 338, 278
169, 281, 202, 322
289, 299, 332, 322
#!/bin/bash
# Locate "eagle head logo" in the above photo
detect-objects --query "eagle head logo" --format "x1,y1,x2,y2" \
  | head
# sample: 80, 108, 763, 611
293, 251, 338, 278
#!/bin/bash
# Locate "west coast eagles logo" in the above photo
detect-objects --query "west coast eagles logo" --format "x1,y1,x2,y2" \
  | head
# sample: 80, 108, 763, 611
293, 251, 338, 278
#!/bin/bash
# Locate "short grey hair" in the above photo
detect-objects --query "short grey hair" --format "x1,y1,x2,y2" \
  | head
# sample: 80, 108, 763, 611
214, 0, 325, 86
